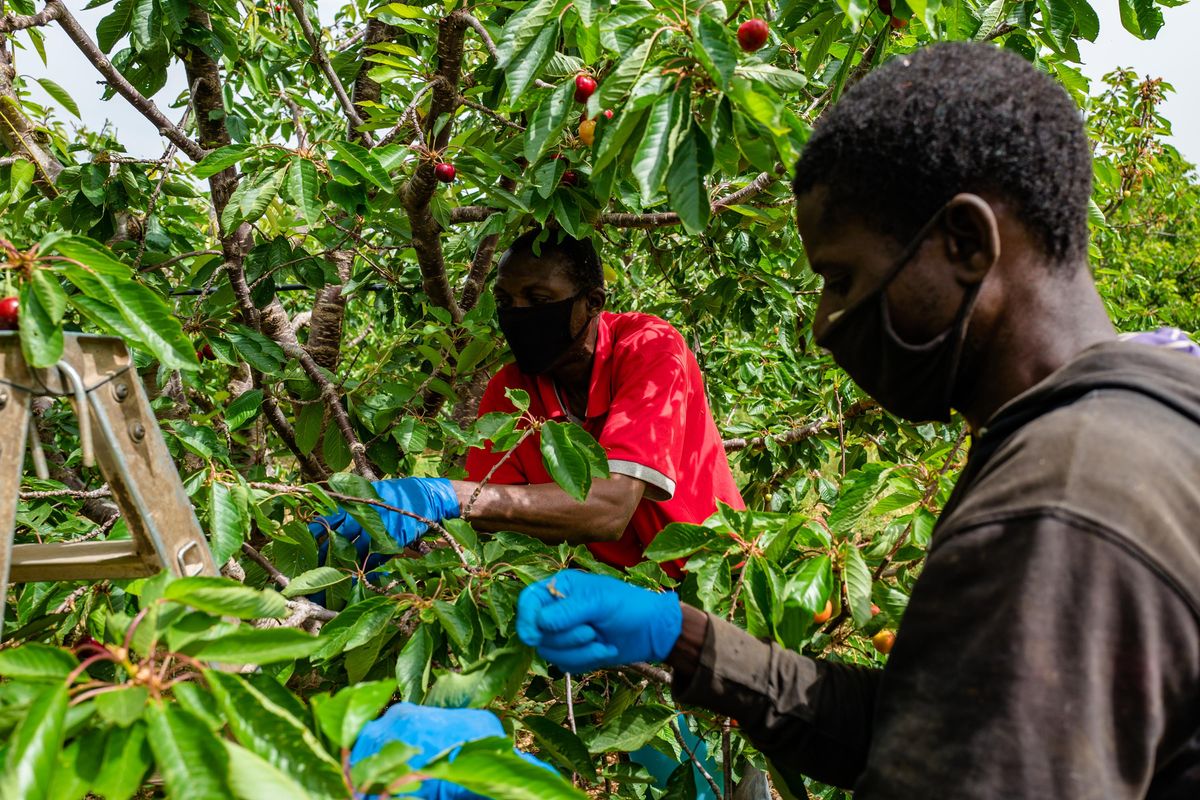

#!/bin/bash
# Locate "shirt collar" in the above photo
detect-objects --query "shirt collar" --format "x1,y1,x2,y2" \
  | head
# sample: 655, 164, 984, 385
534, 311, 616, 421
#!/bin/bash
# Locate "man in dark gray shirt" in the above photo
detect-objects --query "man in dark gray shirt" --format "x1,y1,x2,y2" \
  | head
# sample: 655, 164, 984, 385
517, 42, 1200, 798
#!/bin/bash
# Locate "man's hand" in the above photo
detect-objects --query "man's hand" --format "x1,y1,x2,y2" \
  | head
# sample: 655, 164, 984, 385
309, 478, 460, 560
350, 703, 551, 800
516, 570, 682, 673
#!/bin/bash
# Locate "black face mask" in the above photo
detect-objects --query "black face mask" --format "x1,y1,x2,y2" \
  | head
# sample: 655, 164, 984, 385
814, 207, 985, 423
497, 292, 589, 375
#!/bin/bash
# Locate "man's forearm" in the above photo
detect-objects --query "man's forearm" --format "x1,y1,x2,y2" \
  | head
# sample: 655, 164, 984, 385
449, 476, 644, 544
669, 605, 882, 791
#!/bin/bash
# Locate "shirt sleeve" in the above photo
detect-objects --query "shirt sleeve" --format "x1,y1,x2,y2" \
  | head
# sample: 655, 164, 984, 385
464, 371, 529, 485
599, 339, 689, 502
674, 515, 1200, 798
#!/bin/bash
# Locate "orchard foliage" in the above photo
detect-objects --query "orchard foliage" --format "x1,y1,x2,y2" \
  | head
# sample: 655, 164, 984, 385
0, 0, 1194, 798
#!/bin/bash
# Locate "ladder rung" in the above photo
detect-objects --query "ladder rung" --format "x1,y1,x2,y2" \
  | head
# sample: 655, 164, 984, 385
9, 541, 156, 582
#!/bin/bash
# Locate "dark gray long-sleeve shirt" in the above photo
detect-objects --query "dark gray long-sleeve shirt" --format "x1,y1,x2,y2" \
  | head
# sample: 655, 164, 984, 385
673, 343, 1200, 798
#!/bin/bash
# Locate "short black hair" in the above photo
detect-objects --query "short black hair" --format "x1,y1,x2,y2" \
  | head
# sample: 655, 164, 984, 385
498, 227, 604, 292
793, 42, 1092, 265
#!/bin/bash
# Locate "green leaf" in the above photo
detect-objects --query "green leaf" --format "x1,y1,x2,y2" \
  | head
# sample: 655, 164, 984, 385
506, 23, 558, 103
209, 481, 249, 564
224, 740, 315, 800
431, 598, 473, 652
54, 238, 197, 372
97, 0, 135, 53
227, 323, 287, 374
206, 671, 345, 797
973, 0, 1006, 39
17, 279, 62, 368
35, 78, 81, 118
632, 94, 675, 205
1038, 0, 1076, 48
524, 80, 575, 164
906, 0, 942, 32
540, 420, 591, 502
643, 522, 716, 561
0, 685, 67, 800
827, 463, 890, 535
585, 704, 675, 753
734, 64, 808, 92
562, 423, 608, 478
395, 625, 434, 703
164, 576, 288, 619
145, 702, 234, 800
695, 14, 737, 91
312, 680, 395, 749
193, 144, 254, 179
423, 738, 583, 800
521, 716, 594, 774
226, 389, 264, 431
666, 124, 713, 235
328, 141, 391, 190
286, 157, 322, 226
1120, 0, 1164, 39
224, 166, 288, 229
131, 0, 161, 50
93, 723, 152, 800
595, 38, 653, 110
193, 627, 322, 664
7, 158, 35, 203
425, 647, 532, 709
95, 685, 149, 727
0, 643, 77, 682
495, 0, 559, 69
784, 555, 834, 616
350, 741, 417, 793
282, 566, 349, 598
592, 105, 648, 175
842, 543, 874, 628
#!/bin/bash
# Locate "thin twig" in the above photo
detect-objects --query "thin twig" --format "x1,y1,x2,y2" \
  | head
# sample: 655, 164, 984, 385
286, 0, 375, 145
669, 712, 723, 799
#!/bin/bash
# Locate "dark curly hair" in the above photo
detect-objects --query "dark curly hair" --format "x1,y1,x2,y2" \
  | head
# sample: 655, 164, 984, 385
498, 227, 604, 292
793, 42, 1092, 265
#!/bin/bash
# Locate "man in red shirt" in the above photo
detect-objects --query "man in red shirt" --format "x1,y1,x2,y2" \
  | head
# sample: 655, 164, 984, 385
459, 228, 743, 575
313, 226, 743, 579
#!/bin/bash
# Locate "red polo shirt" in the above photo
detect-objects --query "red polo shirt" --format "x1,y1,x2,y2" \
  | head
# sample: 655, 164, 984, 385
465, 311, 744, 577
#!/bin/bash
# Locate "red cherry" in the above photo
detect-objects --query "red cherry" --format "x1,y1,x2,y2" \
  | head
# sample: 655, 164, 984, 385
737, 18, 769, 52
890, 15, 908, 28
434, 162, 456, 183
0, 296, 18, 330
603, 109, 614, 120
871, 603, 881, 616
878, 0, 893, 15
873, 630, 896, 655
196, 343, 215, 362
574, 74, 598, 103
549, 153, 564, 160
561, 170, 578, 186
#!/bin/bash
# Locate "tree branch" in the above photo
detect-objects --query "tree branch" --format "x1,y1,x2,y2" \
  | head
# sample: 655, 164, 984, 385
0, 38, 61, 188
348, 18, 397, 145
52, 1, 205, 162
286, 0, 374, 146
400, 12, 468, 322
0, 3, 62, 32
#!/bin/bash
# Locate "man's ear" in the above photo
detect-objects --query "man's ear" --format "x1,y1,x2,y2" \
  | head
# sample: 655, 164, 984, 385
585, 287, 607, 315
942, 194, 1001, 286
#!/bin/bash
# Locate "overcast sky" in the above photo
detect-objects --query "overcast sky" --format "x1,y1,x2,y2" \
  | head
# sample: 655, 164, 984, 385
16, 2, 1200, 165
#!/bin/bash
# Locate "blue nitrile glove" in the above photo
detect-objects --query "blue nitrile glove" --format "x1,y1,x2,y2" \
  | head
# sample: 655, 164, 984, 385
309, 478, 461, 562
516, 570, 682, 673
350, 703, 552, 800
